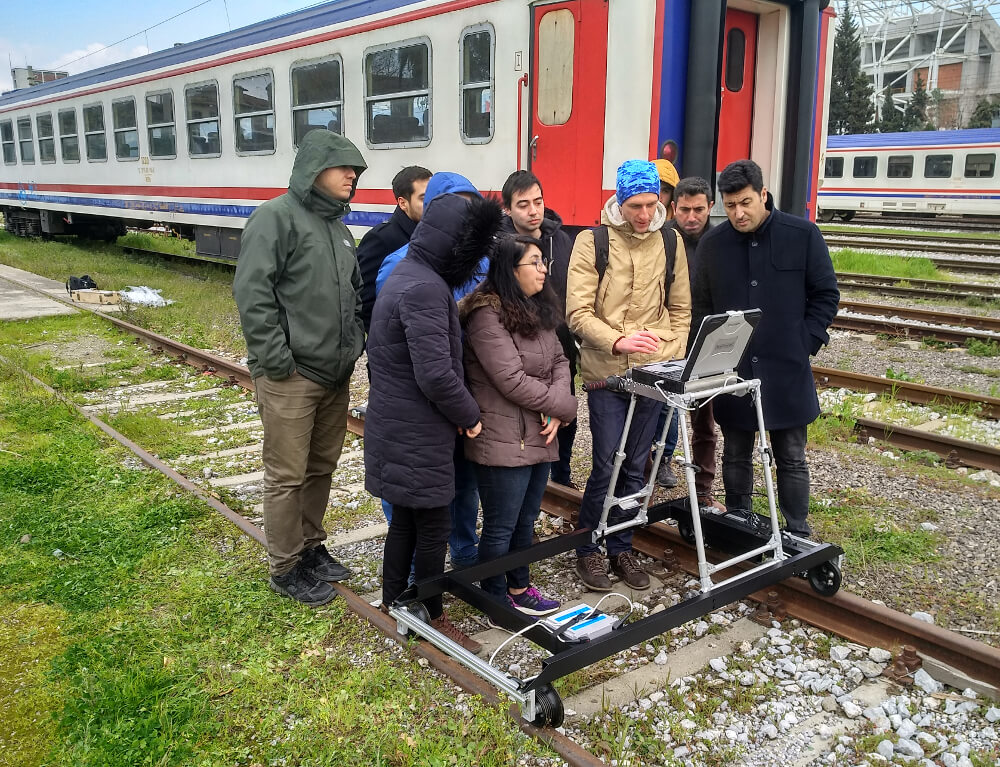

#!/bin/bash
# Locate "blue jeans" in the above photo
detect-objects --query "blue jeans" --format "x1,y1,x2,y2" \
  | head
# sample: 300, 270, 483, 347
549, 416, 578, 486
450, 440, 480, 567
577, 389, 662, 558
474, 462, 550, 599
721, 424, 811, 533
655, 404, 680, 457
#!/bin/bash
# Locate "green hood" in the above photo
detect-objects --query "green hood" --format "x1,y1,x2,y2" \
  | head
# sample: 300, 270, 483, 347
288, 130, 368, 208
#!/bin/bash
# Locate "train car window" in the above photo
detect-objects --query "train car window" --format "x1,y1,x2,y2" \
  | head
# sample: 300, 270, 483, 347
824, 157, 843, 178
233, 71, 276, 154
886, 155, 913, 178
924, 154, 953, 178
460, 24, 494, 143
536, 10, 573, 126
0, 120, 14, 165
58, 109, 80, 163
364, 39, 431, 148
852, 156, 877, 178
185, 82, 221, 158
112, 98, 140, 161
83, 104, 107, 162
17, 117, 35, 164
965, 153, 995, 178
291, 57, 343, 146
36, 113, 56, 163
146, 91, 176, 159
725, 29, 746, 92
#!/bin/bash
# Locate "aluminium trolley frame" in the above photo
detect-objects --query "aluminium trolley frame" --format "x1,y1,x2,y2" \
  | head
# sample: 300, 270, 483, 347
387, 367, 844, 727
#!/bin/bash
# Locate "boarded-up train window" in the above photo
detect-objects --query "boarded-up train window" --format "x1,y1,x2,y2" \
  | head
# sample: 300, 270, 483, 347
725, 29, 746, 92
537, 10, 574, 126
965, 153, 995, 178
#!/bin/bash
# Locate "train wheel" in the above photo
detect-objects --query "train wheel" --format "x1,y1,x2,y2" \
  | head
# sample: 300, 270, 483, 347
838, 210, 855, 222
677, 519, 696, 545
531, 685, 564, 728
817, 210, 835, 223
807, 561, 842, 597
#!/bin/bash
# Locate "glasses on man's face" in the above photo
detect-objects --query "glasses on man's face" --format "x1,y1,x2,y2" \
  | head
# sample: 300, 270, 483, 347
515, 256, 550, 272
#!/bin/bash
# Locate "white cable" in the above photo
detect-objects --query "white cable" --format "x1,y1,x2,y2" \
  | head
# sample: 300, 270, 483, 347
489, 621, 545, 666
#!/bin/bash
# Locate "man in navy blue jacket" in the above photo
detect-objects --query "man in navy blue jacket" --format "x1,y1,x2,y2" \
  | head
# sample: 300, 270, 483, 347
692, 160, 839, 536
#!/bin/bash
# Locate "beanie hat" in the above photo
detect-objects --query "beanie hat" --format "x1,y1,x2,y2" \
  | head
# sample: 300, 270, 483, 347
616, 160, 661, 205
653, 159, 679, 189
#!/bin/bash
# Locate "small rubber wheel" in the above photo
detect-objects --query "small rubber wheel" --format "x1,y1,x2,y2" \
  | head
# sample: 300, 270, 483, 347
677, 519, 696, 545
807, 561, 842, 597
531, 684, 565, 728
406, 601, 430, 624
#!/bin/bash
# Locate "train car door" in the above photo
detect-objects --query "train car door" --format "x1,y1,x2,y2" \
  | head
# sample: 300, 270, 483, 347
529, 0, 609, 224
717, 9, 758, 170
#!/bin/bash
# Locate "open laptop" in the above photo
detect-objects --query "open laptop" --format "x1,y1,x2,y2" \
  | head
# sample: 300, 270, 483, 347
630, 309, 762, 393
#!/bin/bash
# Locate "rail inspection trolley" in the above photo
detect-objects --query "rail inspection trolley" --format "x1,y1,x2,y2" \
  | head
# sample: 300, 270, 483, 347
387, 310, 845, 727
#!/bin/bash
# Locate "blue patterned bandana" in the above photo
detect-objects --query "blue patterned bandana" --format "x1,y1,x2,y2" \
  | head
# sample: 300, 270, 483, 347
616, 160, 661, 205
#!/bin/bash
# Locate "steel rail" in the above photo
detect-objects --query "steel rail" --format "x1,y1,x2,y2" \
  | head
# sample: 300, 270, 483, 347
831, 314, 1000, 344
836, 273, 1000, 301
839, 300, 1000, 333
824, 235, 1000, 261
852, 417, 1000, 471
812, 365, 1000, 421
823, 229, 1000, 247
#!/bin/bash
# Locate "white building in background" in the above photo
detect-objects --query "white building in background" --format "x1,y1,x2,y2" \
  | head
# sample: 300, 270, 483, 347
9, 67, 69, 91
853, 1, 1000, 127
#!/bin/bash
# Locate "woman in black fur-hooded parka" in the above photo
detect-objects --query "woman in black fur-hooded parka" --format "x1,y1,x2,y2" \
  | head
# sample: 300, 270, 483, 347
365, 192, 502, 652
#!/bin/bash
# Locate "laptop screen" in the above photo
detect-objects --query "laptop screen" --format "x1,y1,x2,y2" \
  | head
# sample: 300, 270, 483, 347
681, 309, 761, 381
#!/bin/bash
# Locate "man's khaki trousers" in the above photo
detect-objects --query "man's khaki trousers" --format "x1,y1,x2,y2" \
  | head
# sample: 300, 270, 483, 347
255, 372, 350, 576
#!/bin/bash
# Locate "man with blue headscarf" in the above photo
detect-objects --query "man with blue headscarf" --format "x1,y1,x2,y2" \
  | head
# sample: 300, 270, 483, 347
566, 159, 691, 592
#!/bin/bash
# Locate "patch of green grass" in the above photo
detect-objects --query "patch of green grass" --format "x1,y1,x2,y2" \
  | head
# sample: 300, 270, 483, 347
831, 248, 943, 280
809, 498, 941, 568
885, 367, 919, 382
956, 364, 1000, 377
921, 335, 952, 351
105, 411, 211, 459
966, 337, 1000, 357
0, 230, 246, 356
0, 360, 552, 766
118, 231, 197, 257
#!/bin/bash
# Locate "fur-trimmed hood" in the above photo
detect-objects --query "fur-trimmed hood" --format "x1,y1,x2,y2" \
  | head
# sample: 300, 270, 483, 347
458, 289, 501, 323
601, 194, 667, 237
408, 194, 503, 288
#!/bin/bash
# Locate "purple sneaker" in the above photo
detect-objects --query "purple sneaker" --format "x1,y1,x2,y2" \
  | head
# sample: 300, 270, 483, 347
509, 586, 560, 616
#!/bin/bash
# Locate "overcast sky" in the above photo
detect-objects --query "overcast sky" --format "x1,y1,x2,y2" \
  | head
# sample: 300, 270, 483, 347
1, 0, 318, 93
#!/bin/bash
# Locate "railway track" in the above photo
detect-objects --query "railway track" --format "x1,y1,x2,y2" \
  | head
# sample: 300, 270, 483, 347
836, 272, 1000, 301
6, 279, 1000, 764
823, 231, 1000, 260
833, 301, 1000, 345
833, 215, 1000, 233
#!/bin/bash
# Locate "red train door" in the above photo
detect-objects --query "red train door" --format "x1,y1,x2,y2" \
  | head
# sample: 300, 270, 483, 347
529, 0, 609, 225
717, 9, 758, 170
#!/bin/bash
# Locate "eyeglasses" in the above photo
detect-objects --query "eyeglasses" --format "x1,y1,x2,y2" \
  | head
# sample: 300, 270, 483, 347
515, 256, 550, 272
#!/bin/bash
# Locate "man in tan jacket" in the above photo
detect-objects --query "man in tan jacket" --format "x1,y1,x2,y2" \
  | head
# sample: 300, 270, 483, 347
566, 159, 691, 591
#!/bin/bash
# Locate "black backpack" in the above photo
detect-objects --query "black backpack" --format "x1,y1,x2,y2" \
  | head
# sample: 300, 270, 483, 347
591, 225, 676, 307
66, 275, 98, 293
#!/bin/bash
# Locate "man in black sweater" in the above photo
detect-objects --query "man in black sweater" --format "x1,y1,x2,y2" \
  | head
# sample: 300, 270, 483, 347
356, 165, 432, 333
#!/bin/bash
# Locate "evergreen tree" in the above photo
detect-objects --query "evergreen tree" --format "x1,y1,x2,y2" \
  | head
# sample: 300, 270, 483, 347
903, 72, 930, 131
967, 96, 1000, 128
829, 2, 874, 134
879, 88, 906, 132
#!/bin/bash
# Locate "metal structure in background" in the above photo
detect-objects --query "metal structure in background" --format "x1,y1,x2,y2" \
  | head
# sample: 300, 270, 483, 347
845, 0, 1000, 125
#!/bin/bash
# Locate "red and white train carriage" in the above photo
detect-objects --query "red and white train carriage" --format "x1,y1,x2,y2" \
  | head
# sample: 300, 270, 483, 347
1, 0, 836, 257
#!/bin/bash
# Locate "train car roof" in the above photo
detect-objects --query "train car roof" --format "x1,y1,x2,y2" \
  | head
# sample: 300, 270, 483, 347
0, 0, 441, 109
828, 129, 1000, 149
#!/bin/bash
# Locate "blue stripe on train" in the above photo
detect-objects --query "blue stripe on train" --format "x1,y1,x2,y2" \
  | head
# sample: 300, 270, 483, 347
0, 191, 392, 227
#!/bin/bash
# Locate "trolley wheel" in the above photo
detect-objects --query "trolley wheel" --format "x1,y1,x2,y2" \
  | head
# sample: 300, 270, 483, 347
406, 601, 430, 624
807, 561, 842, 597
531, 684, 564, 728
677, 518, 696, 545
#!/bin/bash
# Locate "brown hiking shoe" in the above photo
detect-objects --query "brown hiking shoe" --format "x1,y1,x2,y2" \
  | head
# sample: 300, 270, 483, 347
575, 552, 612, 592
430, 612, 483, 654
611, 551, 651, 590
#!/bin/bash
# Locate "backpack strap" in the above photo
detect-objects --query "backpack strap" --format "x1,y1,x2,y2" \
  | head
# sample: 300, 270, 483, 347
592, 224, 677, 307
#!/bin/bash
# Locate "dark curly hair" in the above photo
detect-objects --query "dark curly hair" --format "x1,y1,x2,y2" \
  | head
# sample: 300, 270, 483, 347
475, 234, 561, 337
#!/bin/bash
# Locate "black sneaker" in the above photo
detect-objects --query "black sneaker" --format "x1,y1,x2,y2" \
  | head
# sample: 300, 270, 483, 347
656, 461, 679, 488
269, 563, 336, 607
300, 544, 352, 582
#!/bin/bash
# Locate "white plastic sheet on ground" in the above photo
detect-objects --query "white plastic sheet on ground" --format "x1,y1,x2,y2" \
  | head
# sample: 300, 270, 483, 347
120, 286, 174, 307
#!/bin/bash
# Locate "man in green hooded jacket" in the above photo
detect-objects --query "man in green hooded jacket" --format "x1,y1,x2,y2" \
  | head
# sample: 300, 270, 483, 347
233, 130, 367, 607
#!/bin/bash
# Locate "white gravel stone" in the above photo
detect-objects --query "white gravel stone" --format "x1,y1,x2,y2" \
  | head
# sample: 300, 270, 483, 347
842, 700, 863, 718
986, 706, 1000, 723
876, 740, 894, 759
830, 645, 852, 662
654, 651, 668, 666
911, 611, 935, 624
919, 521, 939, 531
868, 647, 892, 663
897, 720, 917, 740
709, 658, 727, 673
896, 738, 924, 758
913, 668, 943, 693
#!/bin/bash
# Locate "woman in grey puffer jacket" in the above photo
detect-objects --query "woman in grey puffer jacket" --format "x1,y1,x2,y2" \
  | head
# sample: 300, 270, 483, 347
460, 235, 578, 615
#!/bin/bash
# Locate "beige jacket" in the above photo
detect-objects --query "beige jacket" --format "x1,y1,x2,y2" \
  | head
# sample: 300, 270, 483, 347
566, 196, 691, 382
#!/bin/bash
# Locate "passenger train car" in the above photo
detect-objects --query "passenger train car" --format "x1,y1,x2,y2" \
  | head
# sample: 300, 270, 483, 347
1, 0, 835, 258
818, 128, 1000, 221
